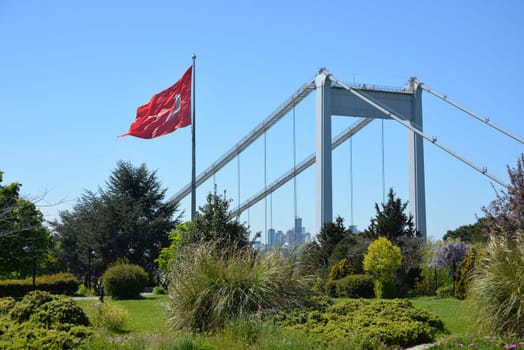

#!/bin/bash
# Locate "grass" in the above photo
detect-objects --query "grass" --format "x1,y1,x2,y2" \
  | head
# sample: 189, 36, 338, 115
76, 294, 169, 335
410, 296, 472, 336
77, 294, 508, 349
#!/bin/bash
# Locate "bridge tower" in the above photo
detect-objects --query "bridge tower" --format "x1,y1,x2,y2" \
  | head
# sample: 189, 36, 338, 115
315, 70, 427, 238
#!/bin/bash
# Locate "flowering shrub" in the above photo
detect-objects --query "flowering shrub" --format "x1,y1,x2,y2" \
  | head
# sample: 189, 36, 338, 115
429, 240, 468, 272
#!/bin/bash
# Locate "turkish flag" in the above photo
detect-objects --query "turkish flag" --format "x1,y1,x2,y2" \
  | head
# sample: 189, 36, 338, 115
120, 66, 192, 139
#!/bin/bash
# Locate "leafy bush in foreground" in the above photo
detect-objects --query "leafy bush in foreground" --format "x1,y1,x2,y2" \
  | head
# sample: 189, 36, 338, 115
0, 291, 92, 349
278, 298, 445, 349
167, 242, 312, 332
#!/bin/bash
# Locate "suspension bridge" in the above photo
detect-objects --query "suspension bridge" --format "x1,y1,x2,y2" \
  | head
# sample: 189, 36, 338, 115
170, 68, 523, 242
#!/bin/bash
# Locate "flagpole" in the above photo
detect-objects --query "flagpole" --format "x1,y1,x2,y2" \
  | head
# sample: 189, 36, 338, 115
191, 54, 197, 221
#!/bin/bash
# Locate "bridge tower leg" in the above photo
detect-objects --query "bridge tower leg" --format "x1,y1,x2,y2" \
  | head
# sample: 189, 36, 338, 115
315, 72, 333, 231
408, 80, 427, 239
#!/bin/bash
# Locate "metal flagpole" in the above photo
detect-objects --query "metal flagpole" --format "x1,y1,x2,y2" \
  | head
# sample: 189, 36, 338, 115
191, 54, 197, 221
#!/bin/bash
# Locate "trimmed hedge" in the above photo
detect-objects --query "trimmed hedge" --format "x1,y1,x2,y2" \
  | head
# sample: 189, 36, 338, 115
0, 273, 80, 297
102, 263, 148, 299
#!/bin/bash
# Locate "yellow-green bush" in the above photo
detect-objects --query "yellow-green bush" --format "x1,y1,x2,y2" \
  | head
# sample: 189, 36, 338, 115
92, 302, 129, 331
454, 247, 476, 299
279, 298, 444, 349
328, 258, 353, 281
0, 291, 92, 349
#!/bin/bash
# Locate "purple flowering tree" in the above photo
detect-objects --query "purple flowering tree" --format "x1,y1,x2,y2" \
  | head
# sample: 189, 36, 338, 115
429, 240, 469, 293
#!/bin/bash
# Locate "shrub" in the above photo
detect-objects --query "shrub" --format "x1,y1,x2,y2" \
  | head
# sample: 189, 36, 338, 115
8, 290, 89, 326
364, 237, 402, 299
324, 280, 337, 297
467, 231, 524, 337
153, 286, 167, 295
9, 290, 55, 323
335, 274, 374, 298
0, 291, 92, 348
454, 247, 476, 299
102, 263, 148, 299
77, 283, 95, 297
0, 272, 80, 297
168, 242, 312, 332
328, 258, 353, 281
0, 297, 16, 316
0, 321, 92, 349
31, 297, 90, 327
279, 298, 445, 348
312, 277, 325, 294
91, 302, 129, 331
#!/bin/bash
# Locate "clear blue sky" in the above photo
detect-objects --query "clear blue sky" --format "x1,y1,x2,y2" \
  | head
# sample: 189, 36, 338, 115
2, 0, 523, 242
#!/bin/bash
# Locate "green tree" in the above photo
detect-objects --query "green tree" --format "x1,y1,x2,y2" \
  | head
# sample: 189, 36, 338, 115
183, 191, 250, 253
443, 220, 486, 244
155, 222, 190, 287
0, 171, 51, 278
363, 188, 418, 241
328, 234, 371, 274
363, 237, 402, 298
364, 188, 423, 296
52, 161, 179, 282
363, 237, 402, 280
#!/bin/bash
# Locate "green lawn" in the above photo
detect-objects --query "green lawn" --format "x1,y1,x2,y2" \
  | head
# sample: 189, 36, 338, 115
335, 296, 473, 337
75, 295, 477, 348
410, 296, 472, 336
76, 294, 169, 335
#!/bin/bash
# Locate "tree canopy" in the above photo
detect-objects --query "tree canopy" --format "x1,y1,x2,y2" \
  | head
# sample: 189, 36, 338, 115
51, 161, 179, 283
363, 188, 419, 241
482, 153, 524, 238
0, 171, 51, 278
182, 191, 250, 253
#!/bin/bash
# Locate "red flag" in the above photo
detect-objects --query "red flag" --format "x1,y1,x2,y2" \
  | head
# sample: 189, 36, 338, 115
120, 66, 192, 139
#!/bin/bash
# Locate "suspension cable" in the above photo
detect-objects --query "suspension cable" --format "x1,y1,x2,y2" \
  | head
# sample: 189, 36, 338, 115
349, 136, 354, 227
381, 119, 386, 203
264, 130, 267, 246
237, 152, 240, 219
329, 74, 509, 188
417, 81, 524, 144
293, 106, 298, 221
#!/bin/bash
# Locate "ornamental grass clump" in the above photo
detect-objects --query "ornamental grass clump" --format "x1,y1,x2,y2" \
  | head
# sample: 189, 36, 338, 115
167, 242, 312, 332
467, 231, 524, 337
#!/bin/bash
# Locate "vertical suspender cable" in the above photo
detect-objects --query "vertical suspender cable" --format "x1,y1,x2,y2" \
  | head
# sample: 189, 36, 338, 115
264, 130, 268, 248
293, 105, 298, 245
350, 136, 354, 228
237, 152, 240, 219
381, 119, 386, 203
